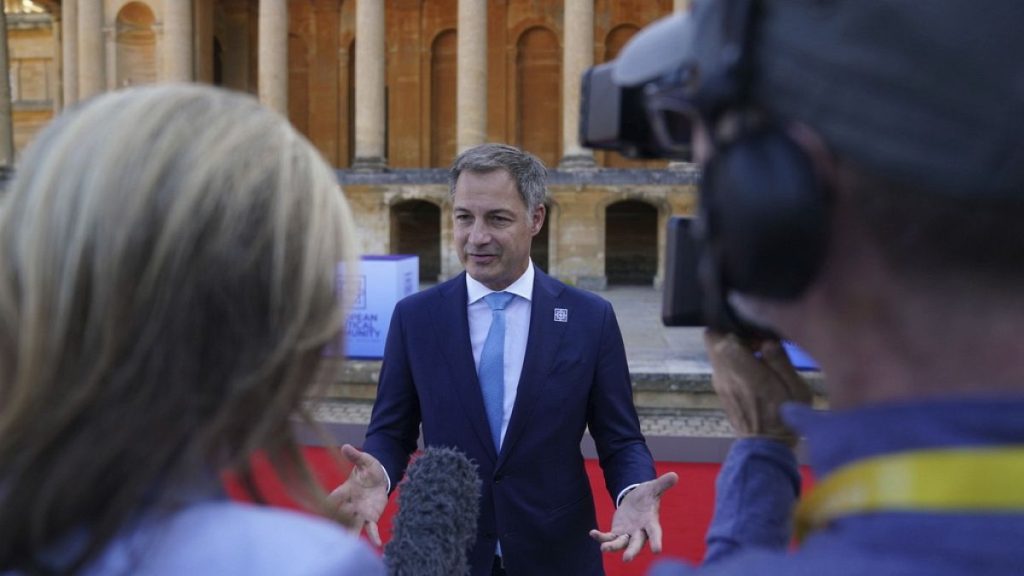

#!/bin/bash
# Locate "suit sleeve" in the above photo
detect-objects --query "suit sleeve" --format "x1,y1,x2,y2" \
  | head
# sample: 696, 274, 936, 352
587, 300, 657, 501
361, 302, 421, 490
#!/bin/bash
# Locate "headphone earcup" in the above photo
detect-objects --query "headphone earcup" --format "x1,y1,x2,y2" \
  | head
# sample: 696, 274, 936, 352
701, 128, 829, 299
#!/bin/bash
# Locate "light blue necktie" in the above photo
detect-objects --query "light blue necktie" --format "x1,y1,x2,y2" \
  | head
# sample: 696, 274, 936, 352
479, 291, 514, 450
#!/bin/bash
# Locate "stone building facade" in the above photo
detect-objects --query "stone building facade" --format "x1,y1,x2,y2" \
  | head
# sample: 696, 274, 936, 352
9, 0, 700, 289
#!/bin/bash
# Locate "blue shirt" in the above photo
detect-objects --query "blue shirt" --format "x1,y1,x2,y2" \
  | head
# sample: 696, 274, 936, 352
650, 397, 1024, 575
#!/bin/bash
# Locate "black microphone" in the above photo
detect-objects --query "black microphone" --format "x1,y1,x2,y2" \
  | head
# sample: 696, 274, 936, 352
384, 446, 480, 576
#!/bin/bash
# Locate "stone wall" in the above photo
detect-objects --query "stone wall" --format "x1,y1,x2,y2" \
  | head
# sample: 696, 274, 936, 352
339, 167, 701, 289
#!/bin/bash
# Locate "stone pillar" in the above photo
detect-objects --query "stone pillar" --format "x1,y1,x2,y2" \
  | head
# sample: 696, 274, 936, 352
258, 0, 288, 115
353, 0, 386, 170
62, 0, 78, 105
560, 0, 594, 169
163, 0, 193, 82
195, 0, 215, 83
78, 0, 104, 100
674, 0, 691, 12
456, 0, 486, 154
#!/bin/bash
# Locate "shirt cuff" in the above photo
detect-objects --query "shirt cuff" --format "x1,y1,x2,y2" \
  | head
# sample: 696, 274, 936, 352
616, 483, 640, 508
380, 463, 392, 494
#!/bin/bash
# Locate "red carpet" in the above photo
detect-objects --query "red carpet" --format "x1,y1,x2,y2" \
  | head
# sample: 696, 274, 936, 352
226, 447, 810, 575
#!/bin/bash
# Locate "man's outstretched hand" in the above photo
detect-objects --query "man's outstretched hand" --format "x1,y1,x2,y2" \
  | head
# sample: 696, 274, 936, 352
327, 444, 389, 547
589, 472, 679, 562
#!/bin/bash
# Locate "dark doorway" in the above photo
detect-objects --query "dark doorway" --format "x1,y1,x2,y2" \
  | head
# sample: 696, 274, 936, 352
391, 200, 441, 283
530, 203, 550, 273
606, 200, 658, 285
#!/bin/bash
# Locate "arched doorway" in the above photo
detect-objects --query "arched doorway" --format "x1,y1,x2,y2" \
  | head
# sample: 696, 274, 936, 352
515, 27, 560, 168
605, 200, 658, 286
115, 2, 156, 88
391, 200, 441, 283
530, 202, 551, 273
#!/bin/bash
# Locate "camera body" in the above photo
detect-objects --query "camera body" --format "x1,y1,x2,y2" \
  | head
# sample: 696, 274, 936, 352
579, 0, 829, 336
579, 63, 666, 160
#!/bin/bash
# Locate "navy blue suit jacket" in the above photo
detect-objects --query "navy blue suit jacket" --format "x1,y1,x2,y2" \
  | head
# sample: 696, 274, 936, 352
363, 269, 655, 576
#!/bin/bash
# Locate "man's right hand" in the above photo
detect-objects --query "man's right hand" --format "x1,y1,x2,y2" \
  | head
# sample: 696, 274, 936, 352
704, 331, 813, 447
328, 444, 389, 546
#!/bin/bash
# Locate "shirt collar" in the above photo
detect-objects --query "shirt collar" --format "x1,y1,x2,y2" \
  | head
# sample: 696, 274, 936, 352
467, 261, 535, 306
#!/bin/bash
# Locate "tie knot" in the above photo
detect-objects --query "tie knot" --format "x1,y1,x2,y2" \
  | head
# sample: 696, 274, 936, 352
483, 291, 515, 311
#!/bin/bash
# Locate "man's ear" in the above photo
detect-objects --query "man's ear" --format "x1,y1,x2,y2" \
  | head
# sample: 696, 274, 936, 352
531, 204, 546, 236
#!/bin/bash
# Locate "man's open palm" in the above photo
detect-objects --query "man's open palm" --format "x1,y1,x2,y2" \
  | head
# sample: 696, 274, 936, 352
328, 444, 389, 547
590, 472, 679, 562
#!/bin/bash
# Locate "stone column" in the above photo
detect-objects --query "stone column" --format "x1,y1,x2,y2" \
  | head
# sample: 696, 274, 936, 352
163, 0, 193, 82
62, 0, 78, 105
78, 0, 104, 99
353, 0, 386, 170
456, 0, 486, 153
674, 0, 691, 12
258, 0, 288, 115
560, 0, 594, 169
195, 0, 215, 83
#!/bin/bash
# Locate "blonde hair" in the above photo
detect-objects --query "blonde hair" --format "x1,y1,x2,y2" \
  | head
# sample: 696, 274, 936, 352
0, 84, 356, 573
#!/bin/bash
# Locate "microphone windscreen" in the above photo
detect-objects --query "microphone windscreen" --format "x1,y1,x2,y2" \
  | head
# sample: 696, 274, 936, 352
385, 446, 480, 576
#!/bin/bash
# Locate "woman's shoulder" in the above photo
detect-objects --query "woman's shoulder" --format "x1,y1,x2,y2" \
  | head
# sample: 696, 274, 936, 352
97, 501, 386, 575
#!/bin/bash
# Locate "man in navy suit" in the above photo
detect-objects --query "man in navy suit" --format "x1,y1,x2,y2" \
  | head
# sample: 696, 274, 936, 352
331, 144, 677, 575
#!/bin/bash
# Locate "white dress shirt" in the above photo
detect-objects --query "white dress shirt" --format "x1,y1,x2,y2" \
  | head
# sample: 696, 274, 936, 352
466, 262, 535, 449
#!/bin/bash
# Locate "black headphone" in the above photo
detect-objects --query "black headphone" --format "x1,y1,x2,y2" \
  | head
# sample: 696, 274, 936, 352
687, 0, 831, 334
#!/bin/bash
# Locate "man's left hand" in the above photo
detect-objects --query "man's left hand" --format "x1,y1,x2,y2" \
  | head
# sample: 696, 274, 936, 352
589, 472, 679, 561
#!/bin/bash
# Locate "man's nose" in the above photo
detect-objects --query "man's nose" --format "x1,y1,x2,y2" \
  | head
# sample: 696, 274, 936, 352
467, 221, 491, 245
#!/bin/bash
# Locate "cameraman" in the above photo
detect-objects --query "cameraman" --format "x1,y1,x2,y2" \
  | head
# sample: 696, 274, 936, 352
599, 0, 1024, 574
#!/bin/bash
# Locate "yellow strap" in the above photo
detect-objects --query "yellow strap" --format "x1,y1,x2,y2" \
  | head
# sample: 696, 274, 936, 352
794, 446, 1024, 541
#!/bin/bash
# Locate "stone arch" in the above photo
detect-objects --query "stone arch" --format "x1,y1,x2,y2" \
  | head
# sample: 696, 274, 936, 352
429, 29, 457, 168
115, 2, 157, 88
515, 26, 561, 168
605, 199, 659, 285
390, 199, 442, 283
604, 24, 639, 61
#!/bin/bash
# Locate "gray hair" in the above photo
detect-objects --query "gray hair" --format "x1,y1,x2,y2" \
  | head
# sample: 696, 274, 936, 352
0, 84, 356, 571
448, 143, 548, 212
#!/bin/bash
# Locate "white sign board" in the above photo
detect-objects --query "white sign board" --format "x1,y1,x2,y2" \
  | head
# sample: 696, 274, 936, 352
326, 255, 419, 359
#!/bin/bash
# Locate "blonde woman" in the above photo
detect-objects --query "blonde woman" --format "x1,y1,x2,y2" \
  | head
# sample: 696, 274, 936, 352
0, 85, 384, 575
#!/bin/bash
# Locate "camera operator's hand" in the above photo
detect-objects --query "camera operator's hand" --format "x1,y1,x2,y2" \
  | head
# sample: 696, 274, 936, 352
704, 331, 813, 447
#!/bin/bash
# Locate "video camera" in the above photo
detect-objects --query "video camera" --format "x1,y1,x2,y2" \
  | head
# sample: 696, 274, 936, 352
579, 1, 829, 338
579, 9, 744, 332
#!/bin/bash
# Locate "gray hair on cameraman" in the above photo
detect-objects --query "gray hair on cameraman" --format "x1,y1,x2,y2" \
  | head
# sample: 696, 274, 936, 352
448, 143, 548, 213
